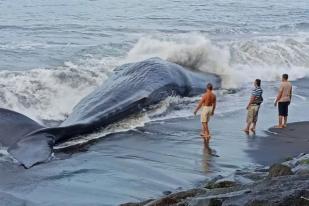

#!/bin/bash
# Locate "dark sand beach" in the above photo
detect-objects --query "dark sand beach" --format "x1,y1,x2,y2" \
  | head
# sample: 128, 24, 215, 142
121, 121, 309, 206
248, 122, 309, 165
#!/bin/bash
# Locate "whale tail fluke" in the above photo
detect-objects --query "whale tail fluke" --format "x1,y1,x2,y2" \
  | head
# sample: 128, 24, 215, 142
8, 133, 55, 168
0, 108, 44, 146
0, 108, 55, 168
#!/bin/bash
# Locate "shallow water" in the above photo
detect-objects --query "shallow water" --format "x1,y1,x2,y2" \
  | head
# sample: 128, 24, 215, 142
1, 1, 309, 205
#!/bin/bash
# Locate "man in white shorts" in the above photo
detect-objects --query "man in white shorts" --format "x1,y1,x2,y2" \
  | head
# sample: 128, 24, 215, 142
194, 83, 217, 143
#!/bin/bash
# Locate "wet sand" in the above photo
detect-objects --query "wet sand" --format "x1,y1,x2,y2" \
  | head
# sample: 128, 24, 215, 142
247, 122, 309, 165
1, 116, 308, 205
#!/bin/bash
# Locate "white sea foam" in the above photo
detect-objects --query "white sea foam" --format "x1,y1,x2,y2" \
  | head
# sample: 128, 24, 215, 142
0, 146, 15, 163
0, 57, 119, 121
126, 34, 309, 88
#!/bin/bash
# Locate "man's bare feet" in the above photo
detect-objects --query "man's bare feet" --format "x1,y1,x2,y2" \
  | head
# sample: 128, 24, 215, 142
204, 139, 209, 145
283, 124, 287, 128
275, 125, 284, 129
204, 135, 211, 142
200, 133, 208, 139
200, 133, 209, 140
250, 128, 256, 133
243, 129, 249, 133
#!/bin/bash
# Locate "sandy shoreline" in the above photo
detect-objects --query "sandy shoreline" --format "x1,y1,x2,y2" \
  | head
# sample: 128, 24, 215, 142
246, 121, 309, 165
121, 121, 309, 205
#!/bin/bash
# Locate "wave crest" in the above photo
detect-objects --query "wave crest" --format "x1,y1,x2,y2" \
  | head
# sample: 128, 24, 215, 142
0, 57, 118, 121
126, 34, 309, 88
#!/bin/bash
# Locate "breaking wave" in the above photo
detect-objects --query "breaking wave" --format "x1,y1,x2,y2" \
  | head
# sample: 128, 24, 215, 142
0, 57, 119, 121
127, 34, 309, 88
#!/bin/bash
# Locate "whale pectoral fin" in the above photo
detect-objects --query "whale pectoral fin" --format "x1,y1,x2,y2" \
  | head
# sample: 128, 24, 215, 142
8, 133, 55, 169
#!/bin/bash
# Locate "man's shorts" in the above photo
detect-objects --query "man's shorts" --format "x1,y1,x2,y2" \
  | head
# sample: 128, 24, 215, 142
278, 101, 290, 117
201, 106, 213, 123
247, 105, 260, 124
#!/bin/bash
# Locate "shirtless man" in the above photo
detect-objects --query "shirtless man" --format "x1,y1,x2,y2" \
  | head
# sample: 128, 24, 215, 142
194, 83, 216, 142
274, 74, 292, 128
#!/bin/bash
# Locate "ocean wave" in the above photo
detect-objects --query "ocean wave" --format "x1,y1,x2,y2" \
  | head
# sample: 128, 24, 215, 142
126, 34, 309, 88
0, 57, 119, 121
278, 22, 309, 31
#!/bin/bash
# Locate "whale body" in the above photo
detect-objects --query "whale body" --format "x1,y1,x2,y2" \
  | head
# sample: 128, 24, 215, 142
0, 58, 220, 168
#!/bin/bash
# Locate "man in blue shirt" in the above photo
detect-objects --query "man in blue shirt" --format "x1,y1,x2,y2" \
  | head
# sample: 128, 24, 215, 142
243, 79, 263, 133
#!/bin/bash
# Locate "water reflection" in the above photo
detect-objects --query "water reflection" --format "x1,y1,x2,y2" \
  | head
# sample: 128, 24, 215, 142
202, 142, 214, 173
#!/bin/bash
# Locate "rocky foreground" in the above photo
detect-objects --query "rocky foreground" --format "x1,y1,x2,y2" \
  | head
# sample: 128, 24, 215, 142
121, 154, 309, 206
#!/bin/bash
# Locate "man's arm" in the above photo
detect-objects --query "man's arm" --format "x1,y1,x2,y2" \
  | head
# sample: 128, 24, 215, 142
290, 86, 292, 103
194, 95, 205, 115
275, 87, 283, 106
212, 95, 216, 115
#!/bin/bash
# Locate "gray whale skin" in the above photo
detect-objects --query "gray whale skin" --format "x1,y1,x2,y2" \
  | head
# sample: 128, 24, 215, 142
0, 58, 220, 168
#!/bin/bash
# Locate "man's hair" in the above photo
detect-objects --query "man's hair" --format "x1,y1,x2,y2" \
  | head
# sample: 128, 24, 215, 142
255, 79, 261, 87
282, 74, 288, 80
207, 83, 213, 90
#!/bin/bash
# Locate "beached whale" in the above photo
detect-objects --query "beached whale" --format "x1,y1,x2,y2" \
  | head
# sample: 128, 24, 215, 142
0, 58, 220, 168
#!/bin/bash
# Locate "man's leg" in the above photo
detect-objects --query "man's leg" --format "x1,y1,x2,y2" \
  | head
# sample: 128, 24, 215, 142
205, 122, 210, 137
201, 122, 206, 136
200, 109, 206, 136
244, 107, 252, 132
277, 103, 284, 128
251, 122, 256, 132
283, 116, 288, 127
278, 116, 284, 128
244, 122, 251, 132
283, 103, 289, 127
206, 123, 213, 142
251, 107, 259, 132
205, 122, 211, 142
200, 123, 205, 136
202, 122, 209, 141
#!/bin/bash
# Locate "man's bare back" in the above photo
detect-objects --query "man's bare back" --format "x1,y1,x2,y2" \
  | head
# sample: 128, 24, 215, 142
201, 91, 216, 107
